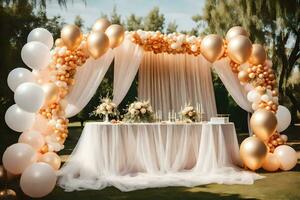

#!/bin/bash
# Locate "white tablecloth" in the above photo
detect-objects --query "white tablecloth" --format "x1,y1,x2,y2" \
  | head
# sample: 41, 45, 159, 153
58, 122, 262, 192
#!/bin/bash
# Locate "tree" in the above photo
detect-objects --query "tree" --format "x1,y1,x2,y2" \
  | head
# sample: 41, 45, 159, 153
194, 0, 300, 123
74, 15, 84, 29
166, 20, 178, 34
144, 7, 165, 32
110, 5, 122, 25
126, 14, 143, 31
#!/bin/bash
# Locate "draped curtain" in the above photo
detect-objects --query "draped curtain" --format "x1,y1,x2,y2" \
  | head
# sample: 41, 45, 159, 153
112, 39, 144, 105
65, 50, 114, 117
138, 52, 217, 120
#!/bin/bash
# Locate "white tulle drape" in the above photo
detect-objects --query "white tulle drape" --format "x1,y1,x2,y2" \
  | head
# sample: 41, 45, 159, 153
213, 58, 252, 113
138, 53, 217, 120
113, 39, 144, 105
58, 122, 262, 192
65, 50, 114, 117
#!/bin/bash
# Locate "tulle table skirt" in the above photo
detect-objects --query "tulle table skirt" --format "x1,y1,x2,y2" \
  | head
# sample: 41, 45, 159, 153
58, 122, 262, 192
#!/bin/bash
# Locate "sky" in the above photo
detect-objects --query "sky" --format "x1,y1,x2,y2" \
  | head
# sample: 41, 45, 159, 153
45, 0, 205, 32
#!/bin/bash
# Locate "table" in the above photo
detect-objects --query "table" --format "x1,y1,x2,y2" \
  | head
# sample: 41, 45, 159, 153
58, 122, 261, 192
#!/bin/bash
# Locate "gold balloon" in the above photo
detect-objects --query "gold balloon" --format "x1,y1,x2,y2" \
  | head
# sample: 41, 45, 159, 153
105, 24, 125, 48
238, 70, 250, 83
227, 35, 252, 64
249, 44, 266, 65
61, 24, 83, 50
55, 38, 64, 47
92, 18, 111, 33
240, 136, 267, 171
87, 32, 110, 59
42, 83, 59, 104
250, 109, 277, 141
0, 189, 17, 200
200, 34, 224, 63
262, 153, 280, 172
226, 26, 249, 41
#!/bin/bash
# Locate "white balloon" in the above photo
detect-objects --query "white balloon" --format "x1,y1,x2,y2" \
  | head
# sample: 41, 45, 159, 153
7, 68, 34, 92
274, 145, 297, 171
5, 104, 35, 132
14, 82, 45, 113
247, 90, 261, 103
252, 102, 259, 110
261, 94, 271, 102
21, 41, 51, 70
20, 163, 57, 198
27, 28, 54, 49
276, 105, 291, 132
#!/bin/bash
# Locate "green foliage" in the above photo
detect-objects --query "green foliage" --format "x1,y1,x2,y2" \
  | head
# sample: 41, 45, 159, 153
126, 14, 143, 31
74, 15, 84, 29
143, 7, 165, 32
166, 20, 178, 34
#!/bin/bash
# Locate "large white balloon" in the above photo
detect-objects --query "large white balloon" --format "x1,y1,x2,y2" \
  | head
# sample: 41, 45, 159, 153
7, 68, 34, 92
20, 163, 57, 198
274, 145, 297, 171
27, 28, 54, 49
14, 82, 45, 113
5, 104, 35, 132
2, 143, 37, 175
21, 41, 51, 70
276, 105, 291, 132
247, 90, 261, 103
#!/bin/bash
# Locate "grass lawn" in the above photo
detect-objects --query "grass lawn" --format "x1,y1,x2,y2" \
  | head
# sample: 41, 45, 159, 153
1, 125, 300, 200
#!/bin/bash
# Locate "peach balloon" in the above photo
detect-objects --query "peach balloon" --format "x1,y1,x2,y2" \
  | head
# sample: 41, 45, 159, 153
2, 143, 37, 175
42, 83, 59, 104
20, 163, 57, 198
200, 34, 224, 63
262, 153, 280, 172
249, 44, 266, 65
280, 134, 288, 142
32, 114, 53, 136
32, 69, 51, 84
92, 18, 111, 33
227, 35, 252, 64
274, 145, 298, 171
39, 152, 61, 170
226, 26, 249, 41
18, 131, 45, 150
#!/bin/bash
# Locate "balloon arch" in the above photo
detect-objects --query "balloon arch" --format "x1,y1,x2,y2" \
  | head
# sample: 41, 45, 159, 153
3, 18, 297, 198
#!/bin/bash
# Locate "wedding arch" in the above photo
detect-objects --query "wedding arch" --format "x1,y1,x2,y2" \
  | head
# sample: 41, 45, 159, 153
2, 18, 296, 198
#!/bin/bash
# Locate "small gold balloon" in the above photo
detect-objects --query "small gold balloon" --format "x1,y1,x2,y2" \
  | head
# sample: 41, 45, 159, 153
249, 44, 266, 65
250, 109, 277, 141
238, 70, 250, 83
240, 136, 267, 171
200, 34, 224, 63
55, 38, 64, 47
226, 26, 249, 41
105, 24, 125, 48
61, 24, 83, 50
92, 18, 111, 33
228, 35, 252, 64
87, 32, 110, 59
42, 83, 59, 104
0, 189, 17, 200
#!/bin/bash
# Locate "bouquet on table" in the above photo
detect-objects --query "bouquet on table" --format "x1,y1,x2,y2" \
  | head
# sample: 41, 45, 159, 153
123, 100, 155, 123
179, 105, 199, 122
91, 97, 118, 122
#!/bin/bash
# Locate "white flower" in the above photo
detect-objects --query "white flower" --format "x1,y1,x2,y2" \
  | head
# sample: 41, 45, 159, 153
129, 108, 135, 115
188, 111, 194, 117
135, 102, 142, 109
141, 108, 146, 114
106, 104, 113, 112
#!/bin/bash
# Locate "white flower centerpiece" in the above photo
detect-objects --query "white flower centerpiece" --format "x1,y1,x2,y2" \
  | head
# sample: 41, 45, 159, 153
179, 105, 199, 122
123, 100, 155, 123
91, 97, 118, 122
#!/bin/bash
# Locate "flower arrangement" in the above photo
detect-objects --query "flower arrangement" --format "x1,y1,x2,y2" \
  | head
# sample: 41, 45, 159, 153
123, 100, 155, 123
91, 97, 118, 121
179, 105, 199, 122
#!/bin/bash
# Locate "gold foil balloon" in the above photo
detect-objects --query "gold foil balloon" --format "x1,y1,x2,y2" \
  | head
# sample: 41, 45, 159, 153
61, 24, 83, 50
249, 44, 266, 65
0, 189, 17, 200
55, 38, 64, 47
250, 109, 277, 141
200, 34, 224, 63
92, 18, 111, 33
262, 153, 280, 172
42, 83, 59, 104
227, 35, 252, 64
87, 32, 110, 59
238, 70, 250, 83
226, 26, 249, 41
105, 24, 125, 48
240, 136, 267, 171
